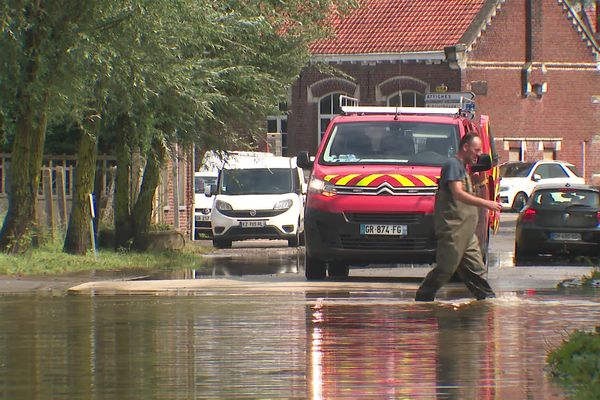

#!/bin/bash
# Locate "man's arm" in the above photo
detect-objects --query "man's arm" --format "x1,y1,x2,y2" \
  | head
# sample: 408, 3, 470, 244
448, 181, 502, 212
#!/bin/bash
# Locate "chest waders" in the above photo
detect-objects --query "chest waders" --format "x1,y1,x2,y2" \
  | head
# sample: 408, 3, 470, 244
415, 170, 495, 301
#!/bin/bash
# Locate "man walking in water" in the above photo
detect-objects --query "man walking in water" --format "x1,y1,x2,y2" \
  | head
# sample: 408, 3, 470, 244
415, 133, 502, 301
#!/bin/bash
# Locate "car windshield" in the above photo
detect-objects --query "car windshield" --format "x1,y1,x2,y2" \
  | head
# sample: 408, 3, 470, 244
532, 189, 599, 208
500, 162, 534, 177
220, 168, 293, 195
320, 122, 458, 166
194, 176, 217, 194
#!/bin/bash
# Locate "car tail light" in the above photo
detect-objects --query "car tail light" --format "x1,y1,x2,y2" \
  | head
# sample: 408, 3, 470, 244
521, 208, 537, 222
597, 211, 600, 225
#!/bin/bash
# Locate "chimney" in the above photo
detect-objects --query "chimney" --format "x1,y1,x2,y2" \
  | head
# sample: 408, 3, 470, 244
525, 0, 543, 62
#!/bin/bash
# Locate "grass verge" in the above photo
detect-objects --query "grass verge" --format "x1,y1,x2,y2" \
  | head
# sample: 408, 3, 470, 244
547, 329, 600, 399
0, 240, 211, 275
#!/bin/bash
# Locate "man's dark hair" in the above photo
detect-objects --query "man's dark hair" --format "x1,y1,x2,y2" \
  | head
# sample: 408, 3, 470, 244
459, 132, 480, 149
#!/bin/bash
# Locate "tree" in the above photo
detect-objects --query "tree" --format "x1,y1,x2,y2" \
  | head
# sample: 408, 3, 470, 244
0, 1, 104, 253
0, 0, 357, 254
106, 0, 358, 250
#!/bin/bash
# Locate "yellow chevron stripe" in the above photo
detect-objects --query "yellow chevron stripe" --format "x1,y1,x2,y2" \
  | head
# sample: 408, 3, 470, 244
356, 174, 384, 186
389, 174, 415, 187
413, 175, 437, 186
336, 174, 360, 186
324, 175, 338, 182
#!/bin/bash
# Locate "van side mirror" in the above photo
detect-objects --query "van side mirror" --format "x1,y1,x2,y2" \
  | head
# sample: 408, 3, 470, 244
532, 174, 541, 182
204, 184, 216, 197
471, 154, 492, 172
297, 151, 312, 170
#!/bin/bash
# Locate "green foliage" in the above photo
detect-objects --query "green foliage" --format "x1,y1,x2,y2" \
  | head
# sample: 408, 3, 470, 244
547, 329, 600, 399
1, 0, 358, 155
1, 0, 358, 252
148, 223, 172, 232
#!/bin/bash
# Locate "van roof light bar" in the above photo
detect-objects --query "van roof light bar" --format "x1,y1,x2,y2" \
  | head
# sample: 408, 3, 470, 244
341, 105, 462, 117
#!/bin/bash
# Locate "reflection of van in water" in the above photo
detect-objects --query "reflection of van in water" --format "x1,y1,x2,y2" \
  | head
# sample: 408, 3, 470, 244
208, 153, 307, 248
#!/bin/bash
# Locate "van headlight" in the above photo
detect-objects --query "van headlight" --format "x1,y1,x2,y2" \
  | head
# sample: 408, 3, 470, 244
274, 199, 293, 210
499, 185, 510, 192
308, 177, 336, 197
215, 200, 233, 211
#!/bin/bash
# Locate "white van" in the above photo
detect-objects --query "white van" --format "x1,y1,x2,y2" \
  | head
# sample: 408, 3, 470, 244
193, 171, 218, 239
208, 153, 306, 248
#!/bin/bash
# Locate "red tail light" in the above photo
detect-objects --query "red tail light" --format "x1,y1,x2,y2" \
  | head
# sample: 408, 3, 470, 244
597, 211, 600, 225
521, 208, 537, 222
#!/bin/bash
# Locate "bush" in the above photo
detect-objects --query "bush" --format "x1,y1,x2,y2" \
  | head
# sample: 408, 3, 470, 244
547, 329, 600, 399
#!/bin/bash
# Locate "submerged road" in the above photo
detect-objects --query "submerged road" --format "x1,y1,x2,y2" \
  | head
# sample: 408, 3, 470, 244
0, 213, 594, 295
67, 213, 597, 295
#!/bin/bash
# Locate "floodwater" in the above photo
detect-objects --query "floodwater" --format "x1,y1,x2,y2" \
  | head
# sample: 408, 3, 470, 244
1, 289, 598, 399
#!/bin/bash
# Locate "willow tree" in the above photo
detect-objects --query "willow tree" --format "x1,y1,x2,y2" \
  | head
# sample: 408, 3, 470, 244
93, 0, 355, 250
0, 1, 109, 253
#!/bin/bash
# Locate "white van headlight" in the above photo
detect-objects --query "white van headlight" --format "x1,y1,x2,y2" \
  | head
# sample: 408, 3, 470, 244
274, 199, 293, 210
499, 185, 510, 192
308, 177, 336, 197
215, 200, 233, 211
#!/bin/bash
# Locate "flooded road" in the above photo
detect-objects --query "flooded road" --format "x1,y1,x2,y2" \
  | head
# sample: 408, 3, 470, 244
0, 291, 598, 399
1, 213, 599, 399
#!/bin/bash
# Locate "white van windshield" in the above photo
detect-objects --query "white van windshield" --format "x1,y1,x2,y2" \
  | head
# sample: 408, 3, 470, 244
321, 122, 458, 166
221, 168, 293, 195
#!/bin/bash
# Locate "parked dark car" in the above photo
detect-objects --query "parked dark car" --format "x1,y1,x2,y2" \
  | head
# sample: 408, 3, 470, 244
514, 183, 600, 263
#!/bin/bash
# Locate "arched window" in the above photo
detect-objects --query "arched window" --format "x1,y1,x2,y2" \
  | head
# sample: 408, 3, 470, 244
318, 93, 344, 144
387, 91, 425, 107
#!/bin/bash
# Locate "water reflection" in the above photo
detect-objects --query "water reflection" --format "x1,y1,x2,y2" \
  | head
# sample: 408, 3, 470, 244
0, 291, 598, 399
304, 291, 599, 399
148, 250, 303, 279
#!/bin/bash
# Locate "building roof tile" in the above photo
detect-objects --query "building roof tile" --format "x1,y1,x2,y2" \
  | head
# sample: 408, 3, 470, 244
310, 0, 486, 54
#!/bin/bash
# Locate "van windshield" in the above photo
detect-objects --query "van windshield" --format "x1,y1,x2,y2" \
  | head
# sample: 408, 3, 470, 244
321, 122, 459, 166
220, 168, 293, 195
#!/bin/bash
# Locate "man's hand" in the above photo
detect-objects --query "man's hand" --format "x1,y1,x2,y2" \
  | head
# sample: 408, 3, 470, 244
449, 181, 502, 211
485, 199, 502, 212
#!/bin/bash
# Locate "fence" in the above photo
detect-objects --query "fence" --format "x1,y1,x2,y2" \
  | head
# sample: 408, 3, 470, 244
0, 153, 189, 238
0, 154, 117, 235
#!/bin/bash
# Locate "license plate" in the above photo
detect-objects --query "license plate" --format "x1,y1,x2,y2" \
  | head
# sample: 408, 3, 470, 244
240, 220, 267, 228
360, 224, 407, 236
196, 215, 211, 222
550, 232, 581, 241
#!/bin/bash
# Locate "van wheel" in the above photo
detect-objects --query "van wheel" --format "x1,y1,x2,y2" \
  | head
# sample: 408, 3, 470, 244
328, 262, 349, 278
213, 239, 232, 249
305, 255, 326, 280
512, 192, 528, 212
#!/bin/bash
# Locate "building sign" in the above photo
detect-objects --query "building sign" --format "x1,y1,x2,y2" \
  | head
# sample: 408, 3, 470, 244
425, 92, 475, 108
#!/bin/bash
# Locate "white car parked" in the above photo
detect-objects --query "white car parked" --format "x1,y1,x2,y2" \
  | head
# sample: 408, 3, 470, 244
207, 153, 307, 248
499, 160, 584, 211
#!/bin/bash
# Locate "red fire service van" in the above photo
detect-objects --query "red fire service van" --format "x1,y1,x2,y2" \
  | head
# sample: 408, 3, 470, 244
297, 95, 500, 280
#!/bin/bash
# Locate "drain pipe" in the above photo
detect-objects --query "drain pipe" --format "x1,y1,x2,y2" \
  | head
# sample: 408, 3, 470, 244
582, 140, 587, 183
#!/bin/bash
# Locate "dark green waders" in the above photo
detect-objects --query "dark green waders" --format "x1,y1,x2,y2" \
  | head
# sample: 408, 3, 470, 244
415, 174, 495, 301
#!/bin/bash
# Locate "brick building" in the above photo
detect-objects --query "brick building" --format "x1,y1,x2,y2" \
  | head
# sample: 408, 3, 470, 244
278, 0, 600, 181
